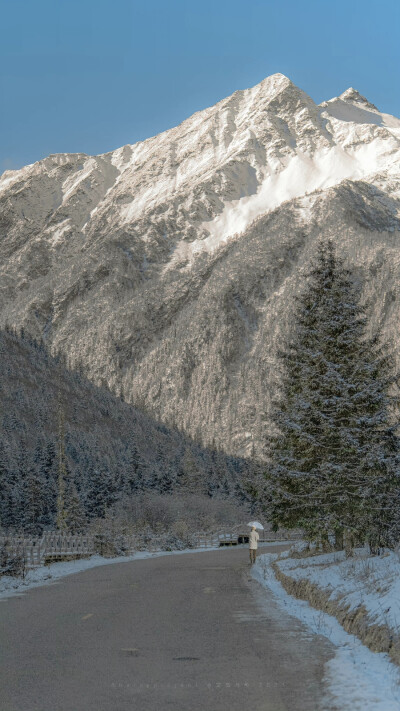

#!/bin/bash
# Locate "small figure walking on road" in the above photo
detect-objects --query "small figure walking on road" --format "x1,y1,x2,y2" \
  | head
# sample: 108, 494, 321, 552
249, 525, 259, 564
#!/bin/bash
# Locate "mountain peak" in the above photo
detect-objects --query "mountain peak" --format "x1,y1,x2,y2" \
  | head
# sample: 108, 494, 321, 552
261, 72, 292, 85
339, 87, 379, 112
257, 72, 294, 95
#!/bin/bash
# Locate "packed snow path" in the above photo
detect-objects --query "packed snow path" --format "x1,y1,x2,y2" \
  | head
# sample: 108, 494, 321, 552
0, 546, 335, 711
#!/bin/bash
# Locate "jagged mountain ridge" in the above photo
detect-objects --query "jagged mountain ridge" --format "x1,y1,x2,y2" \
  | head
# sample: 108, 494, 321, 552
1, 73, 400, 456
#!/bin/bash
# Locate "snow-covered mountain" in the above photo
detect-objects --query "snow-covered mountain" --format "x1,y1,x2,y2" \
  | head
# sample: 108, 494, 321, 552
1, 73, 400, 456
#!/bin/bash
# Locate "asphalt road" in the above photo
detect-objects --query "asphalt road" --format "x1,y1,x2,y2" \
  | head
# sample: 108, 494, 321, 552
0, 545, 335, 711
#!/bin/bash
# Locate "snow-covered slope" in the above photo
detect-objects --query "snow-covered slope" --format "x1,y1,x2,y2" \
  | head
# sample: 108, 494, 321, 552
1, 74, 400, 455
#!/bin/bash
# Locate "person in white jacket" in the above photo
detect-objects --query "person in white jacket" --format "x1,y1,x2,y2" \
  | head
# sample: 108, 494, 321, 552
249, 526, 259, 564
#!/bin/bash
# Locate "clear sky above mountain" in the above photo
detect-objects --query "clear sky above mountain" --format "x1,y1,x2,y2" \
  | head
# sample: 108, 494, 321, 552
1, 0, 399, 172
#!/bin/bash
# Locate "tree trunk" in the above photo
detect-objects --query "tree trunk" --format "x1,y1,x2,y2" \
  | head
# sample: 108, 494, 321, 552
334, 529, 344, 551
344, 528, 354, 557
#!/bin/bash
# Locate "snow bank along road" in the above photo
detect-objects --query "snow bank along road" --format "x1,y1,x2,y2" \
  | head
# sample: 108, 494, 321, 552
0, 545, 337, 711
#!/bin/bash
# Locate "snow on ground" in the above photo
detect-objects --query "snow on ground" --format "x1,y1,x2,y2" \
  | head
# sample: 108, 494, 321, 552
0, 540, 290, 601
253, 552, 400, 711
277, 547, 400, 633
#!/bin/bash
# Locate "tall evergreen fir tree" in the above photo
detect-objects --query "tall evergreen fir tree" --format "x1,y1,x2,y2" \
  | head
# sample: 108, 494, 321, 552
179, 447, 206, 494
266, 240, 400, 550
85, 462, 118, 519
65, 480, 87, 533
56, 394, 68, 531
39, 440, 58, 528
123, 439, 146, 495
22, 460, 45, 534
0, 441, 12, 529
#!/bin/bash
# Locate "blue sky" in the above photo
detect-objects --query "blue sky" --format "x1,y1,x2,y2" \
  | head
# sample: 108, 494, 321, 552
1, 0, 399, 172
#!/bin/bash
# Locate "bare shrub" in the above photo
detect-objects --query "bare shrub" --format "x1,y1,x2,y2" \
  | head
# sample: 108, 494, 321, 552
111, 492, 250, 536
85, 493, 251, 555
0, 541, 27, 578
89, 517, 131, 557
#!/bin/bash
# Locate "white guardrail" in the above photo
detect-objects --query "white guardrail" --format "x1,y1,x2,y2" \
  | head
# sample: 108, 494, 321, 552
0, 527, 302, 570
0, 532, 97, 569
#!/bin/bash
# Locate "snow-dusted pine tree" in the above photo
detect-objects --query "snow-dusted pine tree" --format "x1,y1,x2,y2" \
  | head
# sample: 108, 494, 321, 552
65, 480, 87, 533
123, 439, 147, 495
266, 240, 400, 550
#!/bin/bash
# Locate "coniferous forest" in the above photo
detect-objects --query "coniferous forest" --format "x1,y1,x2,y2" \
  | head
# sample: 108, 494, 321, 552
0, 327, 253, 534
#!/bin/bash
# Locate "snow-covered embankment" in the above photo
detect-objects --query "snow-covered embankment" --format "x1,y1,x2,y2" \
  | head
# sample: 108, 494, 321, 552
268, 547, 400, 664
253, 548, 400, 710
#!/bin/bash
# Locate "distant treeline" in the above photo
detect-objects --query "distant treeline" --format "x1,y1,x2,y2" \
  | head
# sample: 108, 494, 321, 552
0, 328, 254, 534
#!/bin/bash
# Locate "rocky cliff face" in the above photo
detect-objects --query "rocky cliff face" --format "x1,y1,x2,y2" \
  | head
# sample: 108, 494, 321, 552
1, 73, 400, 457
